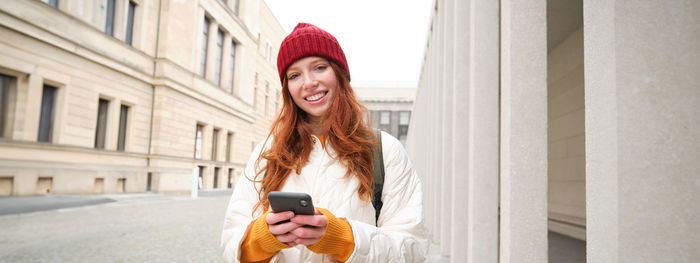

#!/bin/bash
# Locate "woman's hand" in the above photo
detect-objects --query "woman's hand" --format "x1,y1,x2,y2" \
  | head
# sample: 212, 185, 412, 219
266, 211, 302, 246
288, 209, 328, 246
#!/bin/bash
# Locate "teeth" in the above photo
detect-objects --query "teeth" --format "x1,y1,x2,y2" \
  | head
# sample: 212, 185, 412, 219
305, 92, 325, 101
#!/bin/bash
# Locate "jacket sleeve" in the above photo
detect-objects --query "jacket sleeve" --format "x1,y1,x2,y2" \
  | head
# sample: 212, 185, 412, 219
221, 140, 272, 263
345, 132, 429, 262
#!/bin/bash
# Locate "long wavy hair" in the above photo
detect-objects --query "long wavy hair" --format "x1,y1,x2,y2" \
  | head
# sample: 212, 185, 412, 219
250, 61, 377, 214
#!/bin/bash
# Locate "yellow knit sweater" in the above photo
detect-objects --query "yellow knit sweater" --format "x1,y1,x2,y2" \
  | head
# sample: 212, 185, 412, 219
239, 208, 355, 262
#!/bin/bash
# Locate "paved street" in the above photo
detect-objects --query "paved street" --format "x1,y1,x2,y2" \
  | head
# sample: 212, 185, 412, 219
0, 193, 231, 263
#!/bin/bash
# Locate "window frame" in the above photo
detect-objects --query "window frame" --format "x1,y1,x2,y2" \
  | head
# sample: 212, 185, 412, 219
125, 1, 136, 45
105, 0, 116, 36
38, 84, 58, 143
116, 104, 129, 151
228, 40, 237, 93
194, 124, 204, 159
94, 98, 109, 149
379, 111, 391, 125
212, 128, 220, 161
200, 17, 210, 77
215, 29, 224, 85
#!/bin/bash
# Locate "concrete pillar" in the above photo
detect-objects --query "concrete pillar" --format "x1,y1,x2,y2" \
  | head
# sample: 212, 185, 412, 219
450, 0, 471, 259
439, 0, 454, 256
499, 0, 548, 262
429, 11, 441, 244
584, 1, 700, 262
450, 0, 501, 262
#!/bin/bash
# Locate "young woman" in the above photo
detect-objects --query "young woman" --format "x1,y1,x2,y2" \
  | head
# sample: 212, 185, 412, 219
221, 23, 427, 263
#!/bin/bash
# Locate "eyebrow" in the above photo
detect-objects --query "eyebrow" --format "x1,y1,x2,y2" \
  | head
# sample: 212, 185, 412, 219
287, 58, 328, 74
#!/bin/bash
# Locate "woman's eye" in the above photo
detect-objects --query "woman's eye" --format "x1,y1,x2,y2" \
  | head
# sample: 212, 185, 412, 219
288, 74, 299, 80
316, 65, 327, 71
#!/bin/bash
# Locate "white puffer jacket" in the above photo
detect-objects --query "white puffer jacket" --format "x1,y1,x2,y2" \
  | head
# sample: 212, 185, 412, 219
221, 131, 428, 262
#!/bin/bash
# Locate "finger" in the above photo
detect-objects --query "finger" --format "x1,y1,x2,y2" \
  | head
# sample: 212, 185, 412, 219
274, 232, 299, 243
266, 211, 295, 225
268, 221, 302, 235
294, 237, 321, 246
290, 226, 326, 239
290, 214, 327, 227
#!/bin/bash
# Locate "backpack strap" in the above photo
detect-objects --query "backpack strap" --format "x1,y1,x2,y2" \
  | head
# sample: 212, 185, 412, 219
371, 128, 385, 226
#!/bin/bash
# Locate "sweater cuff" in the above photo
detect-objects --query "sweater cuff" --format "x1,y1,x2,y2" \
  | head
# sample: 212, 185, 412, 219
240, 210, 291, 262
307, 207, 355, 262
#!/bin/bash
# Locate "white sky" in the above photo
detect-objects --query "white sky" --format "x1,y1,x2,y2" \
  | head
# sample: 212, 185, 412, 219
264, 0, 433, 87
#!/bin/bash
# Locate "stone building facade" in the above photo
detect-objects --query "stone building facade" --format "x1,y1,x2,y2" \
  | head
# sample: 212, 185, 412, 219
354, 85, 415, 145
408, 0, 698, 262
0, 0, 286, 195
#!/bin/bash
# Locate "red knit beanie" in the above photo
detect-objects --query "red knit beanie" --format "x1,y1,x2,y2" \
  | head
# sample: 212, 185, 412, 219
277, 23, 350, 83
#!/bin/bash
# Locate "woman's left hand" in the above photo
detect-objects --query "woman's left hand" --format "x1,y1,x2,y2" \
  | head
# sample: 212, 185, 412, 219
288, 209, 327, 246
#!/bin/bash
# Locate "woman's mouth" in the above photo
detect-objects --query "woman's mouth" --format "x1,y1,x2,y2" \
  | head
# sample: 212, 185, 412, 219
304, 91, 327, 102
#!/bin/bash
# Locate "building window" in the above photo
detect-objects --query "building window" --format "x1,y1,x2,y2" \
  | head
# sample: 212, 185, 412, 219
197, 166, 204, 189
94, 99, 109, 149
212, 128, 220, 161
232, 0, 240, 16
226, 131, 233, 162
227, 168, 234, 188
0, 74, 16, 138
265, 42, 272, 61
38, 85, 57, 143
105, 0, 116, 36
200, 17, 210, 77
215, 29, 224, 85
228, 41, 236, 93
125, 1, 136, 45
380, 111, 391, 125
399, 111, 410, 125
117, 104, 129, 151
48, 0, 59, 8
194, 124, 204, 159
213, 167, 220, 188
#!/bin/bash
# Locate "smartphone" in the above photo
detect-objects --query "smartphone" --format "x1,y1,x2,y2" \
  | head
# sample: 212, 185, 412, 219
267, 191, 315, 215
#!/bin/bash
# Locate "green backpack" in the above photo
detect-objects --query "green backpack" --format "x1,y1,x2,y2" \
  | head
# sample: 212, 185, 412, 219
370, 128, 385, 225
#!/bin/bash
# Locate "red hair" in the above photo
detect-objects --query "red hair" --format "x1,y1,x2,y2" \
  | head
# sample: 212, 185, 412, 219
251, 61, 376, 214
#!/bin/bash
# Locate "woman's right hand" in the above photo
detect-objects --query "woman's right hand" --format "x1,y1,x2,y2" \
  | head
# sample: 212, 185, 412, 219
266, 211, 302, 247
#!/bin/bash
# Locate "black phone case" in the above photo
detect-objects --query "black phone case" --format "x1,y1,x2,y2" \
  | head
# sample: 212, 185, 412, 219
267, 191, 315, 215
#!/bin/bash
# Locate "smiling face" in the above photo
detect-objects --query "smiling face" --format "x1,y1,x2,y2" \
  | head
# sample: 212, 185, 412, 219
285, 56, 339, 125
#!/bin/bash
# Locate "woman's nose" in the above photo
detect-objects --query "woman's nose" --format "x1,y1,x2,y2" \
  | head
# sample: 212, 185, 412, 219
302, 74, 317, 89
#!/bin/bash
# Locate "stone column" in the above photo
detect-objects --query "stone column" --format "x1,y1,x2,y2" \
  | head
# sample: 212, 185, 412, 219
584, 1, 700, 262
429, 11, 441, 244
499, 0, 548, 262
439, 0, 454, 256
451, 0, 501, 261
450, 0, 471, 259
